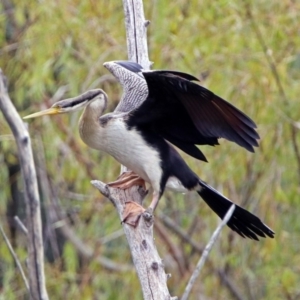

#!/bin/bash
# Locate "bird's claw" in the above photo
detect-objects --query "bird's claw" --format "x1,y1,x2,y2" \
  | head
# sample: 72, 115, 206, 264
143, 207, 154, 222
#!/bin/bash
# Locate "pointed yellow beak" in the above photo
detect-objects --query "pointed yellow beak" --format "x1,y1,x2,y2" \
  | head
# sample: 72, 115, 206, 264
23, 107, 61, 119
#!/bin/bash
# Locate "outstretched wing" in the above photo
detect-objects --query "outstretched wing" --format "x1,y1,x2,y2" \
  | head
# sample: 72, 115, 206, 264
104, 61, 149, 113
127, 71, 259, 161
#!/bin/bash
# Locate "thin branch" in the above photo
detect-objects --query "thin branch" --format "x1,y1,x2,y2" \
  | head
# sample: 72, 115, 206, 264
290, 126, 300, 182
54, 117, 98, 179
246, 6, 286, 103
99, 229, 124, 244
154, 220, 186, 276
35, 135, 61, 261
122, 0, 151, 68
38, 144, 133, 272
158, 213, 204, 253
181, 205, 235, 300
14, 216, 28, 236
218, 270, 245, 300
158, 213, 245, 300
0, 69, 49, 300
49, 185, 133, 272
244, 3, 300, 183
55, 219, 133, 272
0, 223, 30, 292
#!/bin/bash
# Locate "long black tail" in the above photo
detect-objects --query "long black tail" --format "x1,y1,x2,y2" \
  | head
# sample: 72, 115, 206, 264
197, 180, 274, 240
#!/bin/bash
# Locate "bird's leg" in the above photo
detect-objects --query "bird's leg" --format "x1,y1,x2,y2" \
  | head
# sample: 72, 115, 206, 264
107, 171, 146, 190
145, 191, 160, 215
121, 186, 160, 228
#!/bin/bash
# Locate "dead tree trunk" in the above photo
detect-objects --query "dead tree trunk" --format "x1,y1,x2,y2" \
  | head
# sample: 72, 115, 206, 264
92, 1, 175, 299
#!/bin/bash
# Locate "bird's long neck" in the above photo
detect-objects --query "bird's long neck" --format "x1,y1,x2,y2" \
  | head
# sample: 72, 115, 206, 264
79, 101, 105, 150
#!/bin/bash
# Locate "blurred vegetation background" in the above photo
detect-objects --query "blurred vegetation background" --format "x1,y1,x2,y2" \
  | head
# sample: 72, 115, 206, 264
0, 0, 299, 299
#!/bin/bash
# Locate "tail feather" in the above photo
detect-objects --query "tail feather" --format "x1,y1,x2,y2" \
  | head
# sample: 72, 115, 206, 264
197, 181, 274, 240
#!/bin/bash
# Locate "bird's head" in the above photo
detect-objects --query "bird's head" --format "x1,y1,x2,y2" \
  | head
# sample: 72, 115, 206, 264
23, 89, 107, 120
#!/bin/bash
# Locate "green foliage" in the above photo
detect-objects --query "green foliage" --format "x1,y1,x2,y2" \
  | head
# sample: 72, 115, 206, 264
1, 0, 300, 299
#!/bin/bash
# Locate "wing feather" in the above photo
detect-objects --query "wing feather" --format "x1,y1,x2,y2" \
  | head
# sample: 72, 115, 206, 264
127, 70, 259, 160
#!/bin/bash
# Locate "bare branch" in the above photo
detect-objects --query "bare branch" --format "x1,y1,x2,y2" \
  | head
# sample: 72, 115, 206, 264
14, 216, 28, 236
34, 135, 62, 261
0, 69, 49, 300
92, 180, 177, 300
244, 3, 300, 183
122, 0, 151, 68
218, 270, 245, 300
158, 213, 245, 300
33, 134, 133, 273
99, 229, 124, 244
158, 213, 204, 253
181, 205, 235, 300
154, 220, 186, 276
90, 1, 175, 299
0, 223, 30, 292
56, 219, 133, 273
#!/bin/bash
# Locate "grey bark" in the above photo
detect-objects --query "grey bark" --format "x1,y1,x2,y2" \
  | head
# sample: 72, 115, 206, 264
122, 0, 152, 69
92, 181, 176, 300
93, 1, 175, 299
0, 70, 49, 300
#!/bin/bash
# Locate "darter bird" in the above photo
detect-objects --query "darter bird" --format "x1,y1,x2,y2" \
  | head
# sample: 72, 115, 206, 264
24, 61, 274, 240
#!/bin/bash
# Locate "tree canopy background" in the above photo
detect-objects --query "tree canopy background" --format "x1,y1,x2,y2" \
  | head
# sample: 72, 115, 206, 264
0, 0, 299, 299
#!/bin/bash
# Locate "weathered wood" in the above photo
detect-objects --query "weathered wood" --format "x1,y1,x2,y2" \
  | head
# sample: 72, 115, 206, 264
92, 1, 175, 299
92, 181, 176, 300
122, 0, 152, 69
0, 70, 49, 300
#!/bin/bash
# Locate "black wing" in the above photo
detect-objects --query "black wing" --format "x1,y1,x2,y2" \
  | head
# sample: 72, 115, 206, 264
127, 71, 259, 161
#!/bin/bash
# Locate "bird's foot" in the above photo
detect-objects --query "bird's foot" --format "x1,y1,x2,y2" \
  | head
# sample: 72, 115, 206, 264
107, 171, 146, 190
143, 207, 154, 222
122, 201, 146, 227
